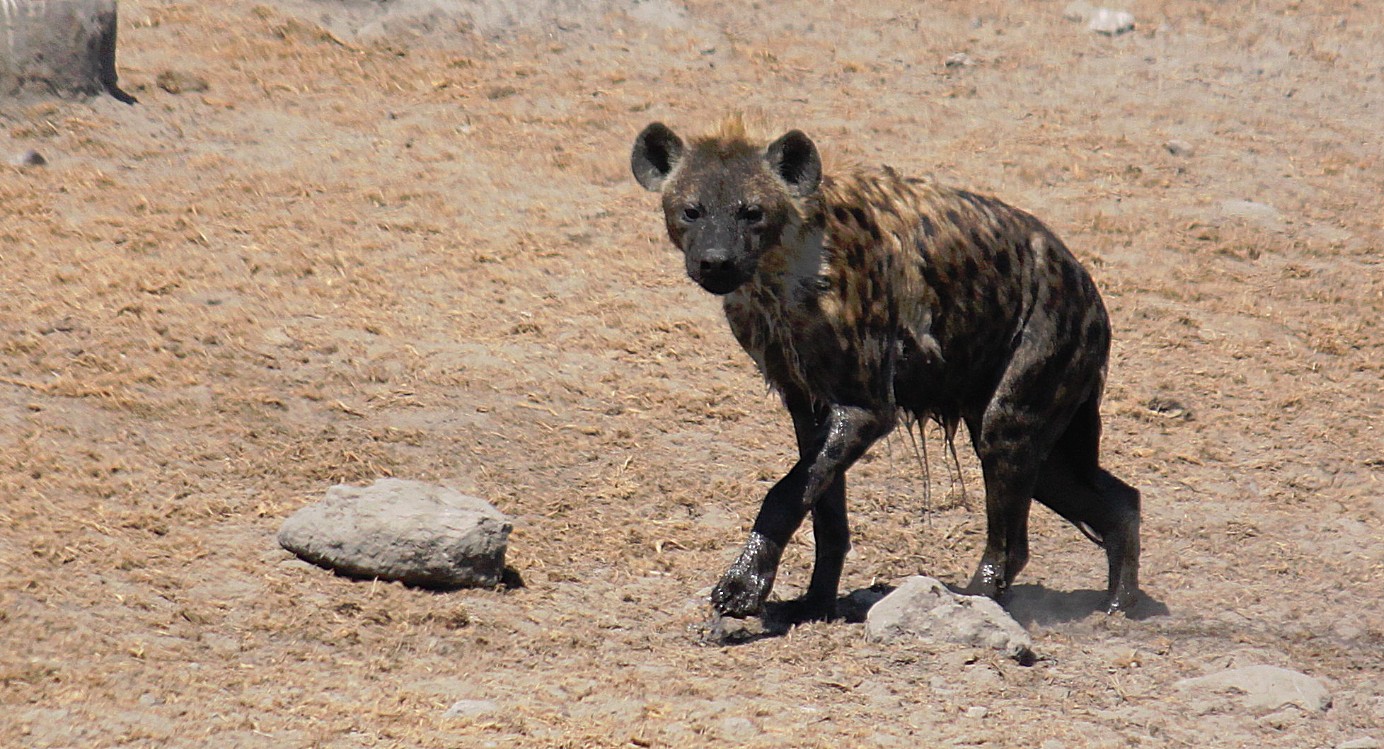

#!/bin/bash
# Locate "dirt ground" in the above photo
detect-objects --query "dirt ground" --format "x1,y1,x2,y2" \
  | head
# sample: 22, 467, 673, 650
2, 0, 1381, 746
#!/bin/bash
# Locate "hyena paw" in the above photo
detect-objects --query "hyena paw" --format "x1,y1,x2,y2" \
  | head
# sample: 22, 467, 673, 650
710, 533, 782, 618
710, 573, 769, 618
1105, 587, 1139, 615
771, 595, 838, 624
965, 558, 1008, 600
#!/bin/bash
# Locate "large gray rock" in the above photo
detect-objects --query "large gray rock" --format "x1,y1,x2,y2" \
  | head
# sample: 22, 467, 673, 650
279, 478, 511, 588
865, 576, 1035, 664
1175, 665, 1332, 713
0, 0, 135, 103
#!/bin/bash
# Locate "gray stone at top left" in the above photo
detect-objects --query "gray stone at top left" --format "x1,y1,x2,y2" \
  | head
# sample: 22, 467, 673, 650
278, 478, 512, 589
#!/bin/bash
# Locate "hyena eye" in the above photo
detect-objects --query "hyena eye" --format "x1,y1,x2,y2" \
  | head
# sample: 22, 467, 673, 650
681, 205, 703, 223
741, 205, 764, 224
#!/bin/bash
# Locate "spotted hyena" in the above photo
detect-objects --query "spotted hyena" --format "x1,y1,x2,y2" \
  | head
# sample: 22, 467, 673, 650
630, 116, 1140, 622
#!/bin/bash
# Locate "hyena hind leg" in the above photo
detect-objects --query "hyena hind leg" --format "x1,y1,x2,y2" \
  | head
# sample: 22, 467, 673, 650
1033, 452, 1141, 614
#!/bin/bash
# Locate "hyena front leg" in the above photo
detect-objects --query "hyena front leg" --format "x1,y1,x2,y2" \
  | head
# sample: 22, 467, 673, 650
711, 403, 891, 618
964, 406, 1043, 601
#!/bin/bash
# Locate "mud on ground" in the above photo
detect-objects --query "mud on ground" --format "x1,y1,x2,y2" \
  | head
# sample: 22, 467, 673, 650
1, 1, 1381, 746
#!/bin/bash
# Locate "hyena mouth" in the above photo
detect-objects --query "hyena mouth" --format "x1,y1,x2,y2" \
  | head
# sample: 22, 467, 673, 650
693, 268, 750, 295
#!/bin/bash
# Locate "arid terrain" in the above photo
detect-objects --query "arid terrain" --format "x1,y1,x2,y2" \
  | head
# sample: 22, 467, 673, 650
1, 1, 1380, 746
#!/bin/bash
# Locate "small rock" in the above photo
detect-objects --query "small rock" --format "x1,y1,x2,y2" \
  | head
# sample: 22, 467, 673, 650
1088, 8, 1135, 35
1164, 139, 1195, 157
964, 706, 989, 719
278, 478, 512, 588
155, 70, 209, 94
865, 576, 1034, 664
443, 699, 498, 718
944, 52, 974, 69
1175, 665, 1332, 713
1337, 739, 1381, 749
9, 149, 46, 167
1144, 396, 1191, 420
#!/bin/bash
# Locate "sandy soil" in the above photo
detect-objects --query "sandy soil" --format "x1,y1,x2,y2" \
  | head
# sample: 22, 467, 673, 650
1, 0, 1381, 746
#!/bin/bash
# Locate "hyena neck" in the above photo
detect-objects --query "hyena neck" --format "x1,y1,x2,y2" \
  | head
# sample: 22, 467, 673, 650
721, 205, 828, 395
741, 200, 830, 303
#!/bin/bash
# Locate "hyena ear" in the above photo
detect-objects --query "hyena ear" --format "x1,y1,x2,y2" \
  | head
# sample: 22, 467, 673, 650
766, 130, 821, 197
631, 122, 685, 192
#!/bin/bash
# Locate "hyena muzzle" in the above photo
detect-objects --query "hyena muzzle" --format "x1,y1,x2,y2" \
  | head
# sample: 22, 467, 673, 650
631, 117, 1140, 622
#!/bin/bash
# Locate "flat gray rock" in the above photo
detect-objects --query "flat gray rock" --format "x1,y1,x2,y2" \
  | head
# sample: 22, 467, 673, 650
865, 576, 1034, 664
1164, 139, 1195, 157
1175, 665, 1332, 713
279, 478, 511, 588
1219, 199, 1281, 226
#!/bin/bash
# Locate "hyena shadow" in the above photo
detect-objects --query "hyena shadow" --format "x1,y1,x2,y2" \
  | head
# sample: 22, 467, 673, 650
767, 582, 1168, 635
1003, 584, 1170, 627
830, 583, 1168, 629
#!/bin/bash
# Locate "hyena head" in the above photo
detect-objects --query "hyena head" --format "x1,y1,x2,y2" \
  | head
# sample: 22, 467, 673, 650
631, 118, 822, 295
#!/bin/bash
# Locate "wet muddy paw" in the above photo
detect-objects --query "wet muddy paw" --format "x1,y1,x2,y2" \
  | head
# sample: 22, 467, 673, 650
710, 571, 770, 617
710, 533, 782, 618
965, 560, 1007, 600
1105, 589, 1139, 615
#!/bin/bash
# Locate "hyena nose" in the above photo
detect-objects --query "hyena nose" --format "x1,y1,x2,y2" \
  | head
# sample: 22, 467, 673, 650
699, 257, 735, 276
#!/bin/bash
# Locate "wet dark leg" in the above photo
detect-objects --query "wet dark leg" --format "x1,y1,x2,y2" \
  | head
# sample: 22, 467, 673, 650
711, 405, 888, 618
1033, 454, 1141, 613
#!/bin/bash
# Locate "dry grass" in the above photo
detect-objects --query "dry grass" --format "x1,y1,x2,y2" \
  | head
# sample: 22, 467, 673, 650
1, 0, 1381, 746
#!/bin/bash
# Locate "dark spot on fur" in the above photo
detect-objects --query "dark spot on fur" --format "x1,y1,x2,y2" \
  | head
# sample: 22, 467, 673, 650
922, 261, 952, 315
963, 257, 980, 283
833, 206, 851, 223
844, 239, 868, 268
921, 261, 944, 290
994, 250, 1013, 277
849, 207, 881, 241
1084, 315, 1107, 347
919, 214, 936, 238
969, 227, 989, 251
945, 209, 962, 227
1060, 261, 1080, 293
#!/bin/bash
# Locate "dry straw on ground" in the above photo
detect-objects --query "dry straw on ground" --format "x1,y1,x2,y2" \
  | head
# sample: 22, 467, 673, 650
1, 1, 1380, 747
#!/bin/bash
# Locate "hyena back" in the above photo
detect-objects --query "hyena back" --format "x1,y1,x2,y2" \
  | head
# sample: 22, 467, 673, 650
631, 116, 1140, 622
